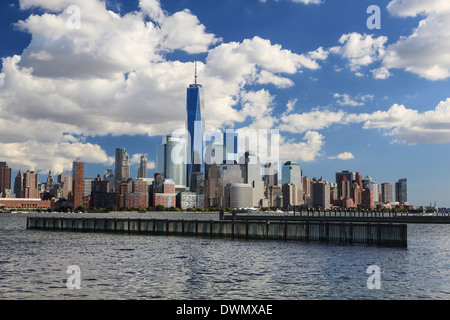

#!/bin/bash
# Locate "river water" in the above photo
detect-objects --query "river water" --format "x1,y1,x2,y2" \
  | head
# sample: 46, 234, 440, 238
0, 212, 449, 300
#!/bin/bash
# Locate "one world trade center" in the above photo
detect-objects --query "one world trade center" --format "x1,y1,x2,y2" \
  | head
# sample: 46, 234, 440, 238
186, 62, 205, 191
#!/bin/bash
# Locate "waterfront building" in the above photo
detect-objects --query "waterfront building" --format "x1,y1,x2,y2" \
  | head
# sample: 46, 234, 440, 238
351, 182, 362, 206
381, 183, 394, 203
0, 162, 12, 194
362, 188, 375, 209
72, 159, 84, 209
14, 170, 23, 198
126, 179, 148, 209
240, 151, 264, 207
153, 179, 177, 208
58, 173, 72, 199
165, 135, 186, 187
311, 178, 331, 210
115, 147, 130, 181
338, 176, 351, 200
336, 170, 355, 198
355, 172, 363, 189
186, 63, 205, 191
395, 178, 408, 204
266, 185, 282, 207
103, 169, 115, 192
225, 183, 253, 208
263, 162, 278, 188
177, 191, 204, 210
156, 142, 165, 178
156, 135, 187, 187
282, 182, 298, 210
223, 130, 239, 163
83, 177, 94, 198
281, 161, 303, 205
205, 139, 224, 180
138, 155, 148, 178
368, 178, 379, 203
302, 176, 311, 196
23, 170, 39, 199
91, 176, 117, 209
281, 161, 302, 186
205, 162, 245, 208
0, 198, 51, 211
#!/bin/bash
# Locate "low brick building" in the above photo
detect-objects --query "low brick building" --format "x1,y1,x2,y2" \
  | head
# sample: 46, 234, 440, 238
0, 198, 51, 211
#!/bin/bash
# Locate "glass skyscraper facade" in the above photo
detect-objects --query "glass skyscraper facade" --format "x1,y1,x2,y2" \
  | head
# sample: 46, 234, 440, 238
395, 178, 408, 203
186, 81, 205, 190
281, 161, 302, 186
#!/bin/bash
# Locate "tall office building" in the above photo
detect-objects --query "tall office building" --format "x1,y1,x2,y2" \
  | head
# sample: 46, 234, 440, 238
381, 183, 394, 203
58, 172, 72, 199
14, 170, 23, 198
83, 177, 94, 198
282, 161, 302, 186
0, 162, 11, 194
103, 169, 115, 192
281, 161, 303, 205
205, 139, 224, 180
369, 180, 379, 203
23, 170, 39, 199
223, 130, 239, 162
282, 182, 299, 210
165, 136, 186, 186
395, 178, 408, 203
240, 151, 264, 207
156, 135, 186, 186
138, 155, 148, 178
336, 170, 355, 198
186, 62, 205, 190
115, 148, 130, 181
311, 178, 331, 210
72, 159, 84, 209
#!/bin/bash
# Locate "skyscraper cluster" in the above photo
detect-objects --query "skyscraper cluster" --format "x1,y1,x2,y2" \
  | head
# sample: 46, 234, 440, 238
0, 66, 411, 212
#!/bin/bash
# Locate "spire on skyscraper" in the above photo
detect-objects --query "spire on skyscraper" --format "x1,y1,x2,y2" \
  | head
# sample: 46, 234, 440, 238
194, 60, 197, 85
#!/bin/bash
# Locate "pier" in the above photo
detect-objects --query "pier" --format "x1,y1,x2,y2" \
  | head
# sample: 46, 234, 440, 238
27, 216, 407, 248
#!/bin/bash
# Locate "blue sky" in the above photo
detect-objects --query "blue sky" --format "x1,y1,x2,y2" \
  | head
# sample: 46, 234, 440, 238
1, 0, 450, 207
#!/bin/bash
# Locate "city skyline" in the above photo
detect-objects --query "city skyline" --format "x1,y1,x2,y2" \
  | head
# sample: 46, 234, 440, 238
1, 0, 450, 207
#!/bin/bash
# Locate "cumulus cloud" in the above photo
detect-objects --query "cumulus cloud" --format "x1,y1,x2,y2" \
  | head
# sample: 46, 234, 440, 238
382, 0, 450, 80
280, 98, 450, 145
279, 131, 325, 162
0, 0, 329, 173
0, 139, 114, 175
333, 93, 374, 107
280, 109, 348, 133
328, 152, 354, 160
330, 33, 388, 74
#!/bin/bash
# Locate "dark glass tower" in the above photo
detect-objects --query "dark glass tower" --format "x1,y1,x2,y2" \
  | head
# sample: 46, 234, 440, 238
186, 63, 205, 190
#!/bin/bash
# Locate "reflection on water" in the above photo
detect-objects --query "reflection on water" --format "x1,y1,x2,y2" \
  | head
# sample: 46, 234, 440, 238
0, 212, 449, 299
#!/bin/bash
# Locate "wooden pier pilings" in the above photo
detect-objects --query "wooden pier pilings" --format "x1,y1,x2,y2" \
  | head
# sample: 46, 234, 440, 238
26, 216, 407, 248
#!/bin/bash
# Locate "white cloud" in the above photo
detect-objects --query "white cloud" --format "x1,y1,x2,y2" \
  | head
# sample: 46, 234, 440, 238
0, 0, 330, 173
280, 109, 348, 133
356, 99, 450, 144
279, 97, 450, 145
333, 93, 374, 107
280, 131, 325, 162
328, 152, 354, 160
380, 0, 450, 80
370, 67, 392, 79
284, 98, 298, 115
330, 33, 388, 73
0, 138, 114, 175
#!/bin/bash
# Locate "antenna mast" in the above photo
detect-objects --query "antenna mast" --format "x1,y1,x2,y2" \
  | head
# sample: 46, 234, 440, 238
194, 60, 197, 85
